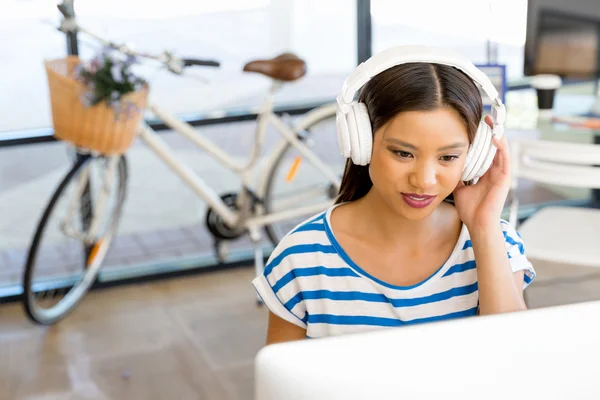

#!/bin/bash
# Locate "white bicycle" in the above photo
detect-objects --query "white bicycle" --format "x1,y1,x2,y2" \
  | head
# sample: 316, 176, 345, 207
23, 3, 344, 325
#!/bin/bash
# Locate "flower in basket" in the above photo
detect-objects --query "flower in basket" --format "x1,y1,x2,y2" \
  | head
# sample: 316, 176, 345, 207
74, 47, 147, 121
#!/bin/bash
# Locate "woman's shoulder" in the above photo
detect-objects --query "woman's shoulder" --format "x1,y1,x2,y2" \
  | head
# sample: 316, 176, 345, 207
461, 218, 524, 240
268, 208, 335, 263
461, 218, 527, 255
260, 207, 342, 297
498, 218, 527, 253
253, 207, 342, 331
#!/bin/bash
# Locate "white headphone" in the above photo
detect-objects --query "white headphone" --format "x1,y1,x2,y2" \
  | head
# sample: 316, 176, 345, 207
336, 45, 506, 183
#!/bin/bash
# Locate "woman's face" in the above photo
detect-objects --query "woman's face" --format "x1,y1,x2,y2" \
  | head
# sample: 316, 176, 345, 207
368, 107, 471, 220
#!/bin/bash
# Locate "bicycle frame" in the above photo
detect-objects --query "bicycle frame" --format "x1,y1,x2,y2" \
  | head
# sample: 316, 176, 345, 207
62, 89, 339, 248
55, 6, 341, 242
136, 82, 340, 232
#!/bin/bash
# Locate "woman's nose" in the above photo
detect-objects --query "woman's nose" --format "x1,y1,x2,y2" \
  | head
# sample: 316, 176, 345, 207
408, 163, 437, 189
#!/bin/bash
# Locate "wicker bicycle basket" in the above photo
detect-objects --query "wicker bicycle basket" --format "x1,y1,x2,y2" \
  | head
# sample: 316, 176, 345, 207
44, 56, 149, 155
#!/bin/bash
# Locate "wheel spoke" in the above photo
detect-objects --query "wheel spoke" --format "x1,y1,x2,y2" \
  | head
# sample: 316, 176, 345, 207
22, 156, 127, 325
269, 185, 331, 211
262, 113, 345, 244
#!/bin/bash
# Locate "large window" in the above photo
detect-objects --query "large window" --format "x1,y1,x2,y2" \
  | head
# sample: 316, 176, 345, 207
0, 1, 65, 135
371, 0, 528, 81
74, 0, 356, 115
2, 0, 532, 136
0, 0, 356, 135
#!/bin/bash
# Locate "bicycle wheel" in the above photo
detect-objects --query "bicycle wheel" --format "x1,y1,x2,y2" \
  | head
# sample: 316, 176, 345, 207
262, 106, 345, 245
23, 153, 128, 325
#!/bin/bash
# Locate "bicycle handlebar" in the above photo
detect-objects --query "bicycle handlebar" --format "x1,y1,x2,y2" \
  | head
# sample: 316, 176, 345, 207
56, 3, 220, 74
182, 58, 221, 68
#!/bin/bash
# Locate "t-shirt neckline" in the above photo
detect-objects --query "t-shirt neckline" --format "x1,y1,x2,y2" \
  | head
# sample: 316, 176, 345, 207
323, 203, 467, 291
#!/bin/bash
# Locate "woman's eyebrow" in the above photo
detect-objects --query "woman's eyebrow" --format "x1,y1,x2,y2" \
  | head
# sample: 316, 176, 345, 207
384, 138, 467, 151
384, 138, 417, 150
437, 142, 468, 151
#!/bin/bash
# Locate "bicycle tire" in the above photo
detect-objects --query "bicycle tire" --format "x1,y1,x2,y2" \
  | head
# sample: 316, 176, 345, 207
262, 110, 341, 246
22, 154, 128, 325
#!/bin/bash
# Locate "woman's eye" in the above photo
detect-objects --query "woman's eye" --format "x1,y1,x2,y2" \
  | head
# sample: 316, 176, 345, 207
395, 151, 413, 159
440, 155, 458, 162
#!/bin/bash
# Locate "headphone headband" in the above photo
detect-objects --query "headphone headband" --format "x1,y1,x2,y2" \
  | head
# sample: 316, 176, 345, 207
335, 45, 506, 183
337, 45, 502, 113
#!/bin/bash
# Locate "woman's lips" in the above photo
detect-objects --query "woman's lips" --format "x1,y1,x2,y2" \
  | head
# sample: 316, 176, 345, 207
401, 193, 437, 208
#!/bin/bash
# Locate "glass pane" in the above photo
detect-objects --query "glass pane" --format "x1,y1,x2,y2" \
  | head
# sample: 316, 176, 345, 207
372, 0, 489, 62
73, 0, 355, 116
372, 0, 528, 81
1, 0, 356, 136
490, 0, 528, 81
0, 125, 273, 292
0, 1, 66, 135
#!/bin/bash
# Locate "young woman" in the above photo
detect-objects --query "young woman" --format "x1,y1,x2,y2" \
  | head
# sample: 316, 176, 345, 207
252, 47, 535, 344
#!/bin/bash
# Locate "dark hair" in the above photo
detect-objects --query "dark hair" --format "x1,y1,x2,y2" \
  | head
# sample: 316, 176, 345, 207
335, 62, 483, 204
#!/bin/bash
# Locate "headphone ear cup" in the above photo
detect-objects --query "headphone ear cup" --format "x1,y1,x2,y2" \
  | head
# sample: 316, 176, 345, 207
461, 122, 483, 182
474, 124, 498, 181
336, 107, 352, 158
462, 121, 494, 182
352, 103, 372, 165
346, 104, 362, 165
461, 145, 474, 182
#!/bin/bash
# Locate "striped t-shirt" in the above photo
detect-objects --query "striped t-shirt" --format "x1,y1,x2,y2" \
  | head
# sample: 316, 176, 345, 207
252, 205, 536, 339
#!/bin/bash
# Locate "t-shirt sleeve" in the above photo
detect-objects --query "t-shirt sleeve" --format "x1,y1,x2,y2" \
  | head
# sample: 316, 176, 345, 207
252, 242, 308, 330
501, 219, 536, 289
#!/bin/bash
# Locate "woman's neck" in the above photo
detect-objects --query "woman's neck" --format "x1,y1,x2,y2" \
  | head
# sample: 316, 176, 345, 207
351, 190, 451, 248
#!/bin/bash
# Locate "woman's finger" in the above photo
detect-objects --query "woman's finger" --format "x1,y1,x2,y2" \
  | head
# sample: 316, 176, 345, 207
492, 135, 510, 175
484, 114, 494, 129
492, 137, 503, 171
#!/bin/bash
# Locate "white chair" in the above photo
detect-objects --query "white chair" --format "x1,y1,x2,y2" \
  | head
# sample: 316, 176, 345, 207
508, 138, 600, 267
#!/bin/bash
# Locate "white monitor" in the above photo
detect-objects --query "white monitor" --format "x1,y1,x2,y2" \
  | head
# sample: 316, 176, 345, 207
255, 301, 600, 400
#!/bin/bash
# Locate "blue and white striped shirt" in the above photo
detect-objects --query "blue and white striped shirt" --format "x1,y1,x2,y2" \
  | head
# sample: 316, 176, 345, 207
252, 205, 536, 339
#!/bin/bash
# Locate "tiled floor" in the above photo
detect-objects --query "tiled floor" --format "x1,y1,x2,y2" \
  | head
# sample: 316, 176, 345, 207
0, 266, 268, 400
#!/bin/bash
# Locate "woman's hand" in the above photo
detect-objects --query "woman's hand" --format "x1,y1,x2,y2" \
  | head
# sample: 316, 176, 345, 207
454, 115, 511, 230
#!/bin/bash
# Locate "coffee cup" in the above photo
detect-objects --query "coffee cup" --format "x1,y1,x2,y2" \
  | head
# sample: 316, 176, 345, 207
530, 74, 562, 119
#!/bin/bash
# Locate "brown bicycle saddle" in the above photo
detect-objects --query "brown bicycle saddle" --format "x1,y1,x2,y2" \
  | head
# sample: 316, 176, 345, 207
243, 53, 307, 81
